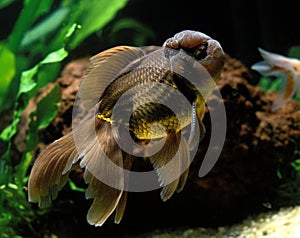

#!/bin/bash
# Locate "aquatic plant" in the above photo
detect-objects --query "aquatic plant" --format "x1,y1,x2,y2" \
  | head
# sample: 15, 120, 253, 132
0, 0, 151, 236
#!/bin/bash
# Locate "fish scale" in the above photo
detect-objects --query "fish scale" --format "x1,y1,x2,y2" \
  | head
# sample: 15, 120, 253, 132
98, 48, 194, 139
98, 55, 168, 118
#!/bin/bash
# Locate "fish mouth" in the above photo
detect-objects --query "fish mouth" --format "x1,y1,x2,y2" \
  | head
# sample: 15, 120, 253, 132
197, 39, 225, 79
206, 40, 225, 60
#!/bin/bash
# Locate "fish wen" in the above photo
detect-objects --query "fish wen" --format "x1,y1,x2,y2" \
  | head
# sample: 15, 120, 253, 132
251, 48, 300, 111
28, 30, 225, 226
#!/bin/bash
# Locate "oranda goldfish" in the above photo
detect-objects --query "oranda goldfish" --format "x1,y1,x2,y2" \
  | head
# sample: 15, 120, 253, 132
251, 48, 300, 111
28, 30, 225, 226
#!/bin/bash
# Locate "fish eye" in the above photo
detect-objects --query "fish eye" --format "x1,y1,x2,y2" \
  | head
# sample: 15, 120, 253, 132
193, 42, 208, 60
193, 49, 206, 60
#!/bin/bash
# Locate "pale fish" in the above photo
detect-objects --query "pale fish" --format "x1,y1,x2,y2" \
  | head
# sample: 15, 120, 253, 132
251, 48, 300, 111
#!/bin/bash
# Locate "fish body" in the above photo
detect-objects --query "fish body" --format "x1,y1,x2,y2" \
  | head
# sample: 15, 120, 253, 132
97, 48, 189, 139
28, 30, 225, 226
251, 48, 300, 111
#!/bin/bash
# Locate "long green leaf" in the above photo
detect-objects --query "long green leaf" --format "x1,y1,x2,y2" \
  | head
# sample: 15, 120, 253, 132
0, 43, 15, 109
37, 85, 61, 130
69, 0, 128, 49
0, 0, 14, 10
0, 47, 68, 146
8, 0, 53, 52
20, 7, 70, 49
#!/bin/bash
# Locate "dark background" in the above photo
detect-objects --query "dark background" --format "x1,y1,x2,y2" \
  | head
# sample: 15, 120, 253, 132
1, 0, 300, 67
114, 0, 300, 67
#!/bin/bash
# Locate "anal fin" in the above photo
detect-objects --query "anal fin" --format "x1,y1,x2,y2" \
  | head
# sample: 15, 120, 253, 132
149, 132, 190, 201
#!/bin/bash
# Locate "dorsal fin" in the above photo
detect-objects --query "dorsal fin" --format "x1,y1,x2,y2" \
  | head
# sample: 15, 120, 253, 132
79, 46, 146, 110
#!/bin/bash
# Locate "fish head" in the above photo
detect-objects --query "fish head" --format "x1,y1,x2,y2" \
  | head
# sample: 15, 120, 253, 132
163, 30, 225, 82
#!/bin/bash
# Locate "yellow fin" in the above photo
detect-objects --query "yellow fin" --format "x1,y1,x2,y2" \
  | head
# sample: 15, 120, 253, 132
79, 46, 146, 109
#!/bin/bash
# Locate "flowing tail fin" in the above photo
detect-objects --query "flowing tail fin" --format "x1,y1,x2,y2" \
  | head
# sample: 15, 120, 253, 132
114, 153, 132, 224
28, 131, 80, 208
28, 117, 126, 226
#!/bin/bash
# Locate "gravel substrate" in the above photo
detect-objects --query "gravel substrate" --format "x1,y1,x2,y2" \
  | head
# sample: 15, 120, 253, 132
141, 206, 300, 238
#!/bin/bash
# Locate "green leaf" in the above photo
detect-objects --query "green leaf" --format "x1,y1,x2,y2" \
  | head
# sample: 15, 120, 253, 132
36, 63, 61, 89
20, 7, 70, 49
0, 160, 12, 185
14, 152, 33, 189
8, 0, 54, 52
258, 77, 271, 92
69, 180, 85, 193
291, 159, 300, 173
1, 47, 68, 146
0, 0, 14, 10
17, 65, 39, 97
69, 0, 128, 49
40, 48, 68, 64
24, 112, 39, 153
288, 46, 300, 59
37, 85, 61, 129
258, 76, 282, 93
1, 21, 74, 146
0, 43, 16, 109
17, 47, 67, 97
0, 117, 20, 142
269, 77, 282, 92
